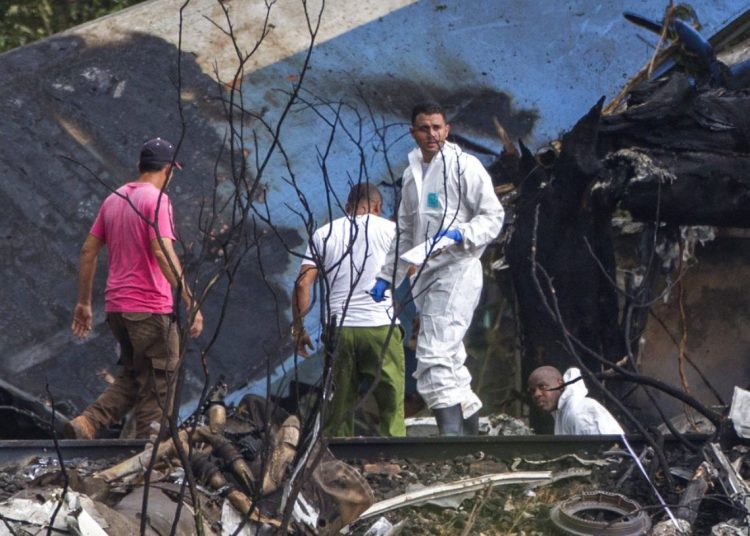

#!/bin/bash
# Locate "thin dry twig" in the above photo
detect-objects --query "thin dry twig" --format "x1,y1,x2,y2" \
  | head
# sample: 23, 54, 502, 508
460, 485, 493, 536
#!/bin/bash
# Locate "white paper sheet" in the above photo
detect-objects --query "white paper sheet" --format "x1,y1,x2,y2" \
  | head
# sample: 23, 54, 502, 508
399, 236, 456, 266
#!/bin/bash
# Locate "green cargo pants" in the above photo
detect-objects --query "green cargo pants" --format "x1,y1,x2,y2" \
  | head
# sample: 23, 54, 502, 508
326, 325, 406, 437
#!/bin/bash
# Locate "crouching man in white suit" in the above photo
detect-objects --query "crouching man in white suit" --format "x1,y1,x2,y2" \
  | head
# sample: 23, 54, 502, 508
528, 365, 624, 435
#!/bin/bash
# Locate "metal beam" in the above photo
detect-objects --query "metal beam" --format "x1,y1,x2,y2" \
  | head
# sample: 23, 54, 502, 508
0, 434, 709, 467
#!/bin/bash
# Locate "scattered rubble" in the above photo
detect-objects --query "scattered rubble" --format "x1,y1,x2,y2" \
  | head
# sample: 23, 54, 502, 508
343, 434, 749, 535
0, 406, 748, 534
0, 394, 374, 535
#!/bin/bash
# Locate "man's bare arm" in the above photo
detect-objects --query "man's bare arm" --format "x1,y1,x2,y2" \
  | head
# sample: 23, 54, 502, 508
151, 237, 203, 338
72, 234, 104, 339
292, 265, 317, 357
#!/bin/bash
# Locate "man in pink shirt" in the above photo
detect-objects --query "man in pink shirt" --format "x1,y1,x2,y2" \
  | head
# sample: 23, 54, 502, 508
66, 138, 203, 440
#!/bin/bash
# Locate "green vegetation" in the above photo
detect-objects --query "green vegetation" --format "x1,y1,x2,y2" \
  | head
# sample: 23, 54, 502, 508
0, 0, 144, 53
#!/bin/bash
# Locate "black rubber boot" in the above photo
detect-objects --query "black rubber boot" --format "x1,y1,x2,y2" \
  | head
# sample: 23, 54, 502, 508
463, 411, 480, 436
433, 404, 464, 436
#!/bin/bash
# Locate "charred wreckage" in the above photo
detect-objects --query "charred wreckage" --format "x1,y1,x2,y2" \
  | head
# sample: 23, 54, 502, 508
1, 7, 750, 536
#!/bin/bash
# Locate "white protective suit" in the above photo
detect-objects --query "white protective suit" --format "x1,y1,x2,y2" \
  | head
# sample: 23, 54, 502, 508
380, 141, 504, 418
552, 368, 625, 435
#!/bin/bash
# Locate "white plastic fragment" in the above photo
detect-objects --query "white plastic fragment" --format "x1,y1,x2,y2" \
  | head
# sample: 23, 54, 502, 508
730, 386, 750, 439
292, 491, 320, 530
363, 516, 393, 536
66, 507, 108, 536
221, 500, 274, 536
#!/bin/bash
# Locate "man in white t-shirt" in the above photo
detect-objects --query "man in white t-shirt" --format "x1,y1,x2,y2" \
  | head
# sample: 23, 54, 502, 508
292, 184, 405, 436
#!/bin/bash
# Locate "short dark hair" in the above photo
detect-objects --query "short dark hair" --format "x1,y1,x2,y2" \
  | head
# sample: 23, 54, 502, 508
346, 183, 382, 210
138, 161, 170, 174
411, 101, 446, 125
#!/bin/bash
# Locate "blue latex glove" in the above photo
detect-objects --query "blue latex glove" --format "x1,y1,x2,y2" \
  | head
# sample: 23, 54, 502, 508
434, 228, 463, 244
369, 278, 390, 303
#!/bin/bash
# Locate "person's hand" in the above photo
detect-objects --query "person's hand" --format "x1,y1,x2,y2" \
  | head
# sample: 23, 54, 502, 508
295, 329, 314, 358
71, 303, 93, 339
369, 278, 390, 303
434, 228, 463, 244
292, 322, 314, 357
189, 310, 204, 338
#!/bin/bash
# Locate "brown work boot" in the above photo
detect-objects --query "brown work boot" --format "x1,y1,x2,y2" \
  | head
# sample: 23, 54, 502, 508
63, 415, 97, 440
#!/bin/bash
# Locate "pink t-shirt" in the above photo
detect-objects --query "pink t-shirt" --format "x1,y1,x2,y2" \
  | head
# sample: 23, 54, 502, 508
90, 182, 176, 313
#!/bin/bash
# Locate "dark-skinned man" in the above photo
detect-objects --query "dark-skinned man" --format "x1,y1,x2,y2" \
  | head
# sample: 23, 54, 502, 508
528, 366, 624, 435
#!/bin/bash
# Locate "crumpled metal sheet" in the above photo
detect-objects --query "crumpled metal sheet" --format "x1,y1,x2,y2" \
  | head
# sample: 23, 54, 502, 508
0, 489, 127, 535
113, 485, 203, 536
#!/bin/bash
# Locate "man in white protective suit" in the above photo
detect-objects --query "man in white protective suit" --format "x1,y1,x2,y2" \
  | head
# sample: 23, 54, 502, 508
369, 101, 505, 436
528, 365, 625, 435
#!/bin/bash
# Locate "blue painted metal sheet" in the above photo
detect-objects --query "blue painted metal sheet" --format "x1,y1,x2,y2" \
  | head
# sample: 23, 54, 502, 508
227, 1, 750, 402
249, 0, 748, 251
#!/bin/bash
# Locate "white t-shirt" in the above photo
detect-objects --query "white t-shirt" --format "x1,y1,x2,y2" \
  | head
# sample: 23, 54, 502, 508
302, 214, 398, 327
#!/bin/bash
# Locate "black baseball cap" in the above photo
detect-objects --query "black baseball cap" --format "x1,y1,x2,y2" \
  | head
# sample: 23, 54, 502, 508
139, 137, 183, 169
